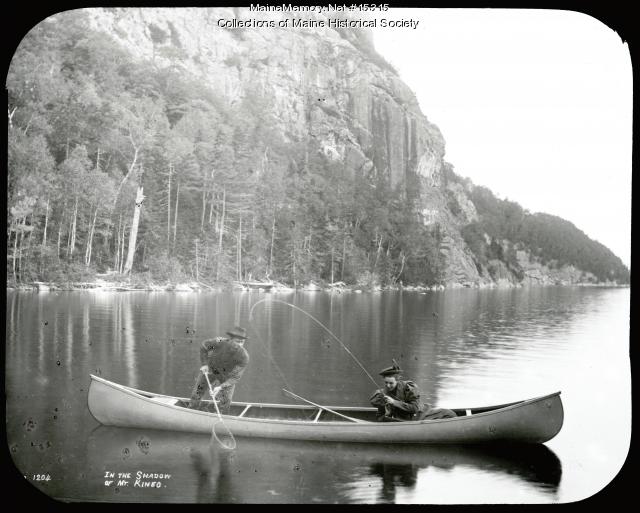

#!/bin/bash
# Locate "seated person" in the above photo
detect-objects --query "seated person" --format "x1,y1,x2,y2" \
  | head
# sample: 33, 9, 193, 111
370, 360, 457, 421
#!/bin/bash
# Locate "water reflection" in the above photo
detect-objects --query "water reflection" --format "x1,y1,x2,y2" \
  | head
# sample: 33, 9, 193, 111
190, 445, 237, 502
83, 427, 561, 503
5, 288, 629, 503
115, 295, 139, 389
369, 462, 419, 503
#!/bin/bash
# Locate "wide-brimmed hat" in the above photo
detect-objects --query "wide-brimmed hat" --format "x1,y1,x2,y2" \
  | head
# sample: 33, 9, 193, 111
226, 326, 248, 340
379, 358, 402, 377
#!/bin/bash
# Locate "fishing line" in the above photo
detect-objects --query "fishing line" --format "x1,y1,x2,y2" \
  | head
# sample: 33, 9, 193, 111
240, 293, 293, 389
248, 298, 379, 388
247, 322, 293, 390
218, 292, 293, 390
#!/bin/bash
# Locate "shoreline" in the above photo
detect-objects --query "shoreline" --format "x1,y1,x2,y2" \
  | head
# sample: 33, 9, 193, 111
6, 279, 628, 293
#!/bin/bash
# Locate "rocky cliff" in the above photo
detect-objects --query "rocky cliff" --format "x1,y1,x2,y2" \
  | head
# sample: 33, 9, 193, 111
57, 7, 612, 287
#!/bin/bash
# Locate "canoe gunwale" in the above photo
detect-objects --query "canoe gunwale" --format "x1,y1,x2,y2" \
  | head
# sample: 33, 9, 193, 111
88, 374, 561, 427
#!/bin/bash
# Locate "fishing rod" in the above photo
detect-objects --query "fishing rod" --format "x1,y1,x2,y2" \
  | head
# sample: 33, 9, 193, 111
248, 298, 379, 388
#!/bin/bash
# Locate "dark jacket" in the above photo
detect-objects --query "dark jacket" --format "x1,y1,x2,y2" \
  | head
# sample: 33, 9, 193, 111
370, 380, 426, 421
199, 337, 249, 391
189, 337, 249, 412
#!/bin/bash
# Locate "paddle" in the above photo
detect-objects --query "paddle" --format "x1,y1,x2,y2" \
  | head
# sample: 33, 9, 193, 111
203, 371, 236, 450
282, 388, 368, 423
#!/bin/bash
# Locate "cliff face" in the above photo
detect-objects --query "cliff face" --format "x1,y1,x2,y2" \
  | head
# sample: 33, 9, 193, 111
69, 8, 600, 287
83, 8, 446, 186
77, 7, 483, 285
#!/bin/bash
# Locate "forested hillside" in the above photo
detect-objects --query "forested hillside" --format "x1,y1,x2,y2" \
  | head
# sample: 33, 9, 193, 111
7, 9, 629, 289
443, 170, 630, 284
7, 11, 447, 288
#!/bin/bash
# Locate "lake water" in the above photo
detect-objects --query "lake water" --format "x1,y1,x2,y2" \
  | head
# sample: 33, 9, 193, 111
5, 286, 630, 504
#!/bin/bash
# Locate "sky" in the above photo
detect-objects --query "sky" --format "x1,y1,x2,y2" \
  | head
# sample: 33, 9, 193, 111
371, 9, 632, 268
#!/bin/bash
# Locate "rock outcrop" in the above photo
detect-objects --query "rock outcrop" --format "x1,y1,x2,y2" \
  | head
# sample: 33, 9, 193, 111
78, 7, 486, 284
515, 251, 598, 286
50, 8, 606, 288
83, 8, 445, 187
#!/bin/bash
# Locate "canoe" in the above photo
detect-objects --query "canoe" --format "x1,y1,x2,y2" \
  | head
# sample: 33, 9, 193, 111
87, 375, 563, 444
234, 280, 275, 290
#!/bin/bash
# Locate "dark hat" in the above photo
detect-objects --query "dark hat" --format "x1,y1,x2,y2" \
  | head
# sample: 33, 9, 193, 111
226, 326, 248, 340
379, 358, 402, 377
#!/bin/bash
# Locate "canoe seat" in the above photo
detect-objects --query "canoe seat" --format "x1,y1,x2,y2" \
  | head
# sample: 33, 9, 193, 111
150, 396, 180, 406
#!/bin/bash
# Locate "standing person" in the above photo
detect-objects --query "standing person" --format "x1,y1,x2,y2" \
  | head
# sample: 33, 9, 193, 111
188, 326, 250, 413
370, 360, 457, 421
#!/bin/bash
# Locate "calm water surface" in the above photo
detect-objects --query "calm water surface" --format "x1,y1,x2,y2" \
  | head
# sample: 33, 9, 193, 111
5, 287, 630, 503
